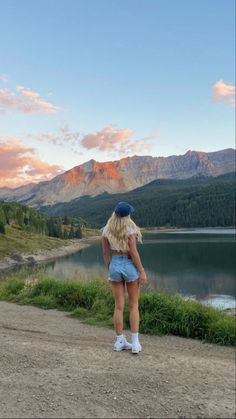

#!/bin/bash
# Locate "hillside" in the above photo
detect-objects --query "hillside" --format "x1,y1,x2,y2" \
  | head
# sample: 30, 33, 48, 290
0, 226, 75, 261
0, 202, 100, 264
40, 172, 236, 228
0, 148, 235, 207
0, 201, 88, 240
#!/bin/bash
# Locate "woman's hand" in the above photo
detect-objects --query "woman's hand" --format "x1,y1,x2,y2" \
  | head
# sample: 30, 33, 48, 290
128, 234, 147, 285
138, 270, 148, 285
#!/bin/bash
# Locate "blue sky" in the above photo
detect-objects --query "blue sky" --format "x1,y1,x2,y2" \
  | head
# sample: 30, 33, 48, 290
0, 0, 235, 187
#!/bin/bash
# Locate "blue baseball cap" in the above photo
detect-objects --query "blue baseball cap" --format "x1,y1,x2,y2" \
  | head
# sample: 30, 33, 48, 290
114, 201, 135, 217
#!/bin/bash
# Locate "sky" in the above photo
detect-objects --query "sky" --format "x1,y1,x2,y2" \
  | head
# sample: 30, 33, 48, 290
0, 0, 235, 187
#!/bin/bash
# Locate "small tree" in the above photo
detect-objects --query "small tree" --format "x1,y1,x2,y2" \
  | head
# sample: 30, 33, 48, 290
75, 227, 82, 239
63, 228, 68, 239
0, 221, 6, 234
69, 225, 74, 239
63, 215, 70, 225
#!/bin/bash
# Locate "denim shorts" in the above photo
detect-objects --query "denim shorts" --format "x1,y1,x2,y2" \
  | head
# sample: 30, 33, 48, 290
108, 254, 139, 282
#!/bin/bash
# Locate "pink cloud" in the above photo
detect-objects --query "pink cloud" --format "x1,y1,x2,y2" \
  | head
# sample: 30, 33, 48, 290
81, 127, 132, 151
0, 85, 58, 114
0, 137, 63, 188
81, 126, 155, 155
211, 79, 235, 107
28, 125, 157, 157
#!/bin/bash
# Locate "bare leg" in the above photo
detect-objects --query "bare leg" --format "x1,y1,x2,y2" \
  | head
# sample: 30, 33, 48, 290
126, 280, 140, 333
110, 281, 125, 335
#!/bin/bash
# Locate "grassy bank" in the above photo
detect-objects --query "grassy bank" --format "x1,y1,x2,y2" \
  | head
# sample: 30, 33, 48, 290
0, 226, 71, 260
0, 226, 100, 260
82, 227, 102, 237
0, 268, 235, 346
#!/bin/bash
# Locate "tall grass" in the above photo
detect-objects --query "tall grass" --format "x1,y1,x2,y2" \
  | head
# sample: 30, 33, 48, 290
0, 269, 235, 346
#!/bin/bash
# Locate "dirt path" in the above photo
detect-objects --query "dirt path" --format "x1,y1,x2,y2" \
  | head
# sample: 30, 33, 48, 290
0, 302, 235, 419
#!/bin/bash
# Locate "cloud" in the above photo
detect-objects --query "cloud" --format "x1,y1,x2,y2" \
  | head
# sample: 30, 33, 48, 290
118, 138, 153, 154
211, 79, 235, 107
81, 126, 132, 151
29, 125, 157, 157
0, 75, 8, 83
0, 85, 58, 114
30, 125, 81, 146
0, 137, 63, 188
29, 126, 84, 156
81, 126, 156, 155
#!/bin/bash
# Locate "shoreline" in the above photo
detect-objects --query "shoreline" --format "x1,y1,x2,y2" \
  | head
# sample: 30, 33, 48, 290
1, 229, 234, 315
142, 226, 236, 232
0, 235, 101, 273
1, 226, 234, 273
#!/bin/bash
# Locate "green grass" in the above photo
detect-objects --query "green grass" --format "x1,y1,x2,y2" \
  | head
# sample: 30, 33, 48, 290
82, 227, 101, 237
0, 226, 101, 261
0, 268, 235, 346
0, 226, 74, 260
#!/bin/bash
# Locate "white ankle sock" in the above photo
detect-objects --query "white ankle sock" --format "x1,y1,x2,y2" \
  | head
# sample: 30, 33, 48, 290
116, 334, 124, 341
131, 332, 139, 344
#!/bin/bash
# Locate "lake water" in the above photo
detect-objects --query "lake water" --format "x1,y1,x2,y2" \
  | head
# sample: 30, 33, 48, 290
45, 228, 236, 309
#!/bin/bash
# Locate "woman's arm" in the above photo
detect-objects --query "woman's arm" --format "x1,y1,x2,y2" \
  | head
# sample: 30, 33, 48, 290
128, 234, 148, 285
101, 236, 111, 270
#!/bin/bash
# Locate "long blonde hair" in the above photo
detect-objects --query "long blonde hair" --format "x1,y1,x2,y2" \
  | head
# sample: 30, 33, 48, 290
104, 211, 142, 251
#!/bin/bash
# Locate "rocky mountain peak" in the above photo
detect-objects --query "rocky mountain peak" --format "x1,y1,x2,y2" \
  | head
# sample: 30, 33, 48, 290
0, 148, 235, 207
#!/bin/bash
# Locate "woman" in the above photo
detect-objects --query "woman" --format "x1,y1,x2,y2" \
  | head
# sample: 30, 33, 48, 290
101, 201, 148, 354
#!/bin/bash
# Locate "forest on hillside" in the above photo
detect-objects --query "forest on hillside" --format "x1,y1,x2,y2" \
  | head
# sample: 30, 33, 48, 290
0, 201, 84, 239
0, 173, 235, 232
40, 172, 236, 228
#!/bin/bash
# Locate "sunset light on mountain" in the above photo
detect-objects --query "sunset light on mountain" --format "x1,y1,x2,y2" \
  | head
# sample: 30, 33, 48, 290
0, 0, 235, 188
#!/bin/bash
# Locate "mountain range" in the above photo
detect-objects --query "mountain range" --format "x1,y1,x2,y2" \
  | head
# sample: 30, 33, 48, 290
0, 148, 235, 208
40, 172, 236, 228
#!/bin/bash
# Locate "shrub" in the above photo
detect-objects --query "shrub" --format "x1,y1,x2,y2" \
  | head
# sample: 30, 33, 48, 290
0, 278, 25, 299
0, 274, 235, 346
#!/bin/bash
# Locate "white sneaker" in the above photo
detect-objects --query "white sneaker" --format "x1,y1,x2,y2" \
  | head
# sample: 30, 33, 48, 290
113, 336, 132, 351
131, 342, 142, 354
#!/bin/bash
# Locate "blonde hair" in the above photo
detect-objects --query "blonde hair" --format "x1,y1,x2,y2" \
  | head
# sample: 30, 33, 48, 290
104, 211, 142, 251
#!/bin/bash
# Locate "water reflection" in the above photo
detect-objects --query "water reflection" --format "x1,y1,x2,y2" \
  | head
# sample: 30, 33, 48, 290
48, 258, 106, 282
45, 229, 236, 309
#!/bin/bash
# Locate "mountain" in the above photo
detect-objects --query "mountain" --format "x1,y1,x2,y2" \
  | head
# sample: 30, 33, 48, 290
40, 172, 236, 228
0, 148, 235, 208
0, 182, 36, 200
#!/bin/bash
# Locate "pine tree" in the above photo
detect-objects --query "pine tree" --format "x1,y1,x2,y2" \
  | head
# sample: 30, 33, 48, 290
75, 227, 82, 238
0, 221, 5, 234
69, 225, 74, 239
63, 215, 70, 225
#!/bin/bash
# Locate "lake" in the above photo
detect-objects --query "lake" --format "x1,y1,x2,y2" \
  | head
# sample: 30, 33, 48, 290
45, 228, 236, 309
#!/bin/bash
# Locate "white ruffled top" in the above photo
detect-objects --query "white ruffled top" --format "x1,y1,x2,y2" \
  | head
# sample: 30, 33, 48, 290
101, 225, 136, 251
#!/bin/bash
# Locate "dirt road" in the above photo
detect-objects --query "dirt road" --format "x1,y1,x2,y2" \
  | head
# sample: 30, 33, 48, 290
0, 302, 235, 419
